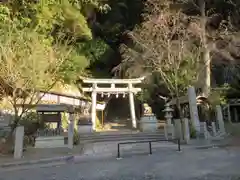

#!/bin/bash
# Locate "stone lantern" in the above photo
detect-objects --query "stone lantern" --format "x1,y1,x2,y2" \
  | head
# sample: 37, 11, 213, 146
163, 103, 174, 125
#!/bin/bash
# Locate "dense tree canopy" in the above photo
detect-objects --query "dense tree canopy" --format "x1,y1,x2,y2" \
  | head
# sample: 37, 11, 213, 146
0, 0, 240, 115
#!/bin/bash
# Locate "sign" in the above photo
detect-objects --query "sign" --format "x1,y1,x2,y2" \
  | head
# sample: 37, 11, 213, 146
96, 103, 106, 110
41, 113, 61, 122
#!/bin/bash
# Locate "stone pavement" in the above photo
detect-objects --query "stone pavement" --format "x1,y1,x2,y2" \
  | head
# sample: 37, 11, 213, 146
0, 135, 233, 169
0, 147, 240, 179
0, 137, 232, 170
0, 145, 84, 168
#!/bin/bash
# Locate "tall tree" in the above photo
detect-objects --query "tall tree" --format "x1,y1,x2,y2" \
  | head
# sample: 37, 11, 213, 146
177, 0, 240, 96
0, 23, 71, 129
116, 1, 202, 117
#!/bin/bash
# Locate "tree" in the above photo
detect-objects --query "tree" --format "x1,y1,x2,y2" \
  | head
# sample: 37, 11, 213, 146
177, 0, 240, 96
0, 0, 112, 84
0, 24, 71, 130
116, 1, 202, 118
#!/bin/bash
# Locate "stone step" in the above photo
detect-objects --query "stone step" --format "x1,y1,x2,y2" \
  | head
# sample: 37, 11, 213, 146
79, 132, 165, 144
79, 131, 164, 138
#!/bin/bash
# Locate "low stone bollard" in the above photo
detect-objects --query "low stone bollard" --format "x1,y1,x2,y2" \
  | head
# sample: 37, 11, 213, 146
211, 122, 217, 136
174, 119, 183, 141
216, 105, 226, 135
164, 124, 174, 140
14, 126, 24, 159
200, 122, 209, 139
183, 118, 190, 144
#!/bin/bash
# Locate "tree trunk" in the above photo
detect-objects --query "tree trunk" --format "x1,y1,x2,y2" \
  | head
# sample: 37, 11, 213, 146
199, 0, 211, 97
176, 96, 184, 140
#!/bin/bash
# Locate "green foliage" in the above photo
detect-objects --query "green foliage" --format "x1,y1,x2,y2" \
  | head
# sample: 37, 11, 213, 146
95, 115, 102, 129
190, 124, 197, 139
80, 38, 110, 63
61, 112, 79, 145
19, 112, 45, 147
0, 0, 112, 86
61, 113, 68, 130
1, 0, 92, 40
61, 112, 78, 131
73, 129, 80, 145
0, 25, 67, 91
19, 112, 45, 135
58, 51, 89, 83
208, 88, 228, 106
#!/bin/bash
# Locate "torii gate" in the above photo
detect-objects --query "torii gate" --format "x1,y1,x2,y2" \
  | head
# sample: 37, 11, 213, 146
82, 77, 145, 130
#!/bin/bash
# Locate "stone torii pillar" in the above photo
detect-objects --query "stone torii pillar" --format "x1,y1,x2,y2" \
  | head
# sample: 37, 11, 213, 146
128, 83, 137, 128
91, 83, 97, 131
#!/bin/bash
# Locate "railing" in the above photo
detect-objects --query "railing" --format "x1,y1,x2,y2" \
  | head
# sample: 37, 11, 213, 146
117, 139, 181, 159
36, 128, 64, 137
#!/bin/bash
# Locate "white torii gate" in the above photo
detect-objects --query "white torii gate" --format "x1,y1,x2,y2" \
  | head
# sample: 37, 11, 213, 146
82, 77, 145, 130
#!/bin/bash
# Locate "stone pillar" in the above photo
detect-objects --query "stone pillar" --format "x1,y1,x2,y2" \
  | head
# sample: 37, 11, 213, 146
164, 124, 175, 140
163, 103, 174, 125
212, 122, 217, 136
164, 124, 168, 140
68, 113, 74, 149
200, 122, 208, 139
234, 108, 238, 123
14, 126, 24, 159
216, 105, 226, 134
174, 119, 183, 140
129, 84, 137, 128
91, 88, 97, 131
227, 104, 232, 123
187, 86, 200, 133
183, 118, 190, 143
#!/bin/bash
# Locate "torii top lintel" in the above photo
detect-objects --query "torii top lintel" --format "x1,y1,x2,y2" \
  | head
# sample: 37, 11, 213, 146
82, 77, 145, 84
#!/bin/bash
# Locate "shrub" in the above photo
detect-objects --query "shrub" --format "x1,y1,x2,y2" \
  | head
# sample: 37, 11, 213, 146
19, 112, 45, 136
73, 129, 79, 145
189, 122, 197, 139
96, 115, 102, 129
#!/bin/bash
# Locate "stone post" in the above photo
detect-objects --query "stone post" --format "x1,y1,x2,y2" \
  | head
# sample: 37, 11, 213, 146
68, 113, 74, 149
91, 88, 97, 131
212, 122, 217, 136
163, 103, 174, 125
164, 124, 168, 140
200, 122, 208, 139
234, 108, 238, 123
174, 119, 183, 140
216, 105, 226, 134
14, 126, 24, 159
188, 86, 200, 133
183, 118, 190, 143
163, 103, 174, 140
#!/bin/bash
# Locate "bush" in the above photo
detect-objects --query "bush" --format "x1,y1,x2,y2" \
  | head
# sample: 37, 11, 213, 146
18, 112, 46, 147
73, 129, 79, 145
189, 123, 197, 138
61, 113, 78, 131
19, 112, 45, 136
96, 115, 102, 129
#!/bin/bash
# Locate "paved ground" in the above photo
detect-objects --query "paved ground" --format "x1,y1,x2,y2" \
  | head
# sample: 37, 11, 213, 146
0, 146, 240, 180
0, 145, 84, 165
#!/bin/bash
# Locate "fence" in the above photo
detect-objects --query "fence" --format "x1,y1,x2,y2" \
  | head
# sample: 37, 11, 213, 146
117, 139, 181, 159
35, 128, 65, 148
36, 128, 64, 137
